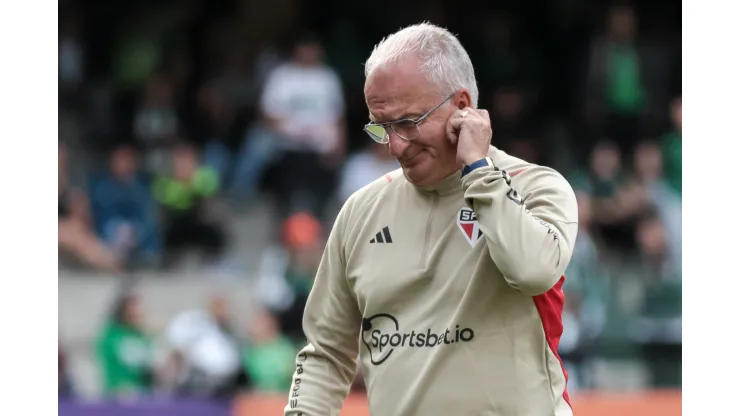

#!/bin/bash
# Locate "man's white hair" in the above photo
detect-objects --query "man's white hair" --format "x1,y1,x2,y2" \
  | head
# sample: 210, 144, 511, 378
364, 22, 479, 108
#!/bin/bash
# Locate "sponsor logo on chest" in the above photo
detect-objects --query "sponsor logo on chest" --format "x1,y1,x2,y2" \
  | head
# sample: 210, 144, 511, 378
456, 207, 483, 247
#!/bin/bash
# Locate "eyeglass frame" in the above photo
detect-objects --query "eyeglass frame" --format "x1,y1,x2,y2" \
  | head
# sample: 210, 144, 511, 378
363, 92, 456, 144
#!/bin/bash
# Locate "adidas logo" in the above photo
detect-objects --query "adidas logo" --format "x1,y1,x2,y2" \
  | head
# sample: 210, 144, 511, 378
369, 226, 393, 244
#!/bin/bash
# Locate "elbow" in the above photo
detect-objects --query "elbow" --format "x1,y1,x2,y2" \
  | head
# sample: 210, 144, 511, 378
505, 252, 570, 296
511, 271, 562, 296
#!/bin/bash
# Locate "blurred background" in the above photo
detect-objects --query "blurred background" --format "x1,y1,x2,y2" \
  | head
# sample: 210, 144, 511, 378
58, 0, 681, 414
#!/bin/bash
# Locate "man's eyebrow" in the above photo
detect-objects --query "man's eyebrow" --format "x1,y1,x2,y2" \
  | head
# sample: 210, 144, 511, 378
369, 112, 422, 124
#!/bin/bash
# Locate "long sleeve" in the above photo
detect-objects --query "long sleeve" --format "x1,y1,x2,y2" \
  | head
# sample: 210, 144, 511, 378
284, 201, 362, 415
461, 164, 579, 296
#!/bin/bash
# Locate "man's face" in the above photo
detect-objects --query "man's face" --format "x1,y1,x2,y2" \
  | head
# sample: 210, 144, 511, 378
590, 143, 621, 179
111, 147, 137, 180
172, 147, 198, 180
294, 42, 322, 66
608, 6, 636, 42
364, 58, 462, 187
634, 142, 663, 181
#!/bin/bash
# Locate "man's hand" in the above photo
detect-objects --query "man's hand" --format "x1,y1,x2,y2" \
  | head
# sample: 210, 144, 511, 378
445, 108, 493, 166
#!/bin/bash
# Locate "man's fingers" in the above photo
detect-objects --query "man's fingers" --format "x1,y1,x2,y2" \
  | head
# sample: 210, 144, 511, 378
447, 108, 488, 143
446, 117, 462, 143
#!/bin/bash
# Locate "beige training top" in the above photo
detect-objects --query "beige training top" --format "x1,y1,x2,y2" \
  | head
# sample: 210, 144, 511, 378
285, 146, 579, 416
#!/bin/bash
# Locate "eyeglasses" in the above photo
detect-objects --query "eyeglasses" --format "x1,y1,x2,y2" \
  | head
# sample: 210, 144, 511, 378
364, 92, 455, 144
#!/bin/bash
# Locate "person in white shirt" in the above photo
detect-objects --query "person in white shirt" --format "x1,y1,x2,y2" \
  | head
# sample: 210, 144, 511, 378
230, 35, 346, 221
162, 295, 245, 397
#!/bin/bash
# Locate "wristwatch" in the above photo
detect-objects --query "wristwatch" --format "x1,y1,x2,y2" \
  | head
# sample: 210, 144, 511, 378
461, 157, 494, 177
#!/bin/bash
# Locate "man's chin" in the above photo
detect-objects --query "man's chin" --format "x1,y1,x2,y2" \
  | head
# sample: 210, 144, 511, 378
402, 162, 435, 187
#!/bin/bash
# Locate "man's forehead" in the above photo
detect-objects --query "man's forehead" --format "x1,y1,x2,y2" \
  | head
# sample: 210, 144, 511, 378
365, 59, 427, 96
365, 61, 437, 120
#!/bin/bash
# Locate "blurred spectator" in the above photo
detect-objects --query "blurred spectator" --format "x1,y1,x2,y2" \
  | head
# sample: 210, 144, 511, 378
59, 341, 75, 398
337, 142, 399, 202
630, 140, 682, 268
242, 310, 297, 393
132, 74, 181, 175
96, 293, 155, 398
570, 141, 624, 249
630, 211, 682, 388
59, 142, 121, 272
162, 294, 246, 398
661, 95, 682, 195
90, 144, 161, 266
256, 212, 323, 343
230, 35, 346, 220
152, 143, 226, 268
584, 5, 659, 153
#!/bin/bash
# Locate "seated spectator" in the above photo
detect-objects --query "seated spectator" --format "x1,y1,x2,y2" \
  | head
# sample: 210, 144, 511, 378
569, 140, 623, 200
153, 142, 226, 268
162, 294, 246, 398
256, 212, 323, 343
630, 211, 682, 388
96, 293, 154, 398
571, 140, 651, 254
58, 142, 121, 272
628, 140, 682, 266
337, 142, 399, 202
230, 35, 346, 221
90, 144, 161, 266
242, 310, 297, 393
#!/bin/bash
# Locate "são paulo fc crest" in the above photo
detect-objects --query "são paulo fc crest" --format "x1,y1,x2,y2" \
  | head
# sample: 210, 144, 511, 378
456, 207, 483, 247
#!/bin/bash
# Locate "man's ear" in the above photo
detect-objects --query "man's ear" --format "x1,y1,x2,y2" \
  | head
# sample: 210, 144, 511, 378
455, 89, 473, 109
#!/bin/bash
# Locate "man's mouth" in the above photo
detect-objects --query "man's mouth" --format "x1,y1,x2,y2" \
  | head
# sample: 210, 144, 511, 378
400, 151, 423, 166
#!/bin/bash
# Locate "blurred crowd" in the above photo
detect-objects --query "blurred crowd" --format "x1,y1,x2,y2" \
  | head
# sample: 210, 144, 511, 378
58, 0, 681, 400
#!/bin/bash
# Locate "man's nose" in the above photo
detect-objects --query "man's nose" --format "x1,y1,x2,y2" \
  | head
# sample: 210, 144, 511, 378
387, 130, 411, 157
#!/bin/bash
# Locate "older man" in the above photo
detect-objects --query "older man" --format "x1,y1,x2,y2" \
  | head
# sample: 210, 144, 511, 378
284, 23, 578, 416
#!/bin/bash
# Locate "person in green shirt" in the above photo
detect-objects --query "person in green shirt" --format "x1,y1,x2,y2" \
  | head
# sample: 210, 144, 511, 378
96, 293, 154, 397
243, 310, 298, 393
153, 142, 226, 267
